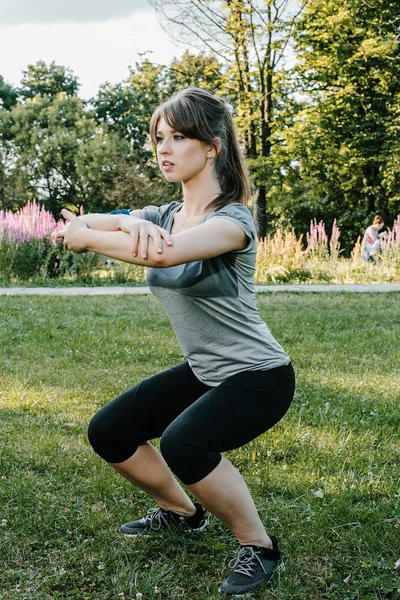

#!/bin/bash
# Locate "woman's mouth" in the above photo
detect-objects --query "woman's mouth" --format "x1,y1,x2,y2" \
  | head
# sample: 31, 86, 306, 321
162, 161, 175, 172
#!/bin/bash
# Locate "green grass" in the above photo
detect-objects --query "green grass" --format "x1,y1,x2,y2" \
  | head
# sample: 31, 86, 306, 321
0, 293, 399, 600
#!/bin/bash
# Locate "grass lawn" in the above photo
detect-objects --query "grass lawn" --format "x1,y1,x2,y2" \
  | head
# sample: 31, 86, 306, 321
0, 293, 399, 600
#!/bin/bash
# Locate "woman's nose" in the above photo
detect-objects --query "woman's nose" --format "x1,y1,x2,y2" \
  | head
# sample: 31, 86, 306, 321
158, 140, 171, 154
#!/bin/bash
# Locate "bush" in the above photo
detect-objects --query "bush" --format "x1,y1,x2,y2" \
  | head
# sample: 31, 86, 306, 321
0, 201, 146, 284
1, 202, 399, 285
255, 229, 311, 283
0, 238, 52, 280
255, 216, 400, 284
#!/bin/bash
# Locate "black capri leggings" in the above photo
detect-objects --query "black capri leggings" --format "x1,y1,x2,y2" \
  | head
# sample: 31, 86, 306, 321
88, 362, 295, 485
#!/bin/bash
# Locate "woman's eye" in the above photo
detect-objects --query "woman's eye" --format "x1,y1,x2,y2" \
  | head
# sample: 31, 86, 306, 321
174, 135, 185, 141
156, 136, 164, 144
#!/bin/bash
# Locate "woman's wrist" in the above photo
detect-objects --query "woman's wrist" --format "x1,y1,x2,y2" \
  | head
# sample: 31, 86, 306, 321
77, 213, 122, 231
119, 215, 144, 231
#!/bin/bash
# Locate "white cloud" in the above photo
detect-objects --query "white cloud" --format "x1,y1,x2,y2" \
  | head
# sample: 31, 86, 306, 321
0, 12, 184, 99
0, 0, 151, 25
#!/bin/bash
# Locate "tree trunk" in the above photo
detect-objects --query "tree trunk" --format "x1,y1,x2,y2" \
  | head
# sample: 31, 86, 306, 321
254, 185, 267, 239
253, 5, 273, 240
362, 163, 377, 214
365, 192, 376, 215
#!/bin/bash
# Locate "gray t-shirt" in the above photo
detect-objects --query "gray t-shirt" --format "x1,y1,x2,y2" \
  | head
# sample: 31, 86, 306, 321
142, 201, 290, 386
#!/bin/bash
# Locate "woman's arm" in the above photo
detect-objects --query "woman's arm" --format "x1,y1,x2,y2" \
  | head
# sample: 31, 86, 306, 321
58, 210, 247, 267
78, 210, 144, 231
73, 210, 172, 256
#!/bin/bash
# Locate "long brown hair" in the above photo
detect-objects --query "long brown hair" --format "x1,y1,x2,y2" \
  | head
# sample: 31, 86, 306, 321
150, 87, 250, 210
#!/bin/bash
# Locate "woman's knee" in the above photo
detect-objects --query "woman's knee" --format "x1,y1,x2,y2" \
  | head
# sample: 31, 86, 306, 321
87, 406, 115, 458
159, 425, 182, 470
160, 423, 220, 485
87, 404, 138, 463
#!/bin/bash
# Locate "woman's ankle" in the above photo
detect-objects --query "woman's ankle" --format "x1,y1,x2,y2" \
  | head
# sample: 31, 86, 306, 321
161, 502, 197, 517
238, 534, 273, 550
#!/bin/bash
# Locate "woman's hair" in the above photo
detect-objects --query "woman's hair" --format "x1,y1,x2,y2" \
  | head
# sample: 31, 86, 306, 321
149, 87, 250, 210
372, 215, 384, 225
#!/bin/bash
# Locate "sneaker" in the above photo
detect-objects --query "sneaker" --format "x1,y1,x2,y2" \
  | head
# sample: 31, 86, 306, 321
120, 502, 207, 537
220, 536, 281, 596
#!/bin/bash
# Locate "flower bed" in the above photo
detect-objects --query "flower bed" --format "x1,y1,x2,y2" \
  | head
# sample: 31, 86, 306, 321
1, 202, 399, 284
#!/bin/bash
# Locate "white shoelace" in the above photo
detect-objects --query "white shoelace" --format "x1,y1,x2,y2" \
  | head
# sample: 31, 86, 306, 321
143, 507, 169, 531
229, 547, 267, 578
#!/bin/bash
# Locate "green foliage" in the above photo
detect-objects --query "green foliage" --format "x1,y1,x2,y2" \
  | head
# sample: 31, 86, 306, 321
2, 5, 400, 244
275, 0, 400, 244
166, 51, 225, 97
0, 237, 94, 282
0, 93, 125, 215
0, 237, 146, 285
92, 59, 164, 154
20, 60, 79, 99
90, 59, 177, 210
0, 238, 51, 280
0, 294, 399, 599
0, 76, 18, 110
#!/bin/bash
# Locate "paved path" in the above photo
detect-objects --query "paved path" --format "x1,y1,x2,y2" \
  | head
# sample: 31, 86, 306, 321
0, 284, 399, 296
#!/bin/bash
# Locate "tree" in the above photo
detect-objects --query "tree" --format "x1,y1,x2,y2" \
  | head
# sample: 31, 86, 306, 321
381, 95, 400, 213
165, 50, 224, 96
150, 0, 303, 238
91, 59, 177, 210
92, 59, 164, 155
1, 56, 227, 215
0, 76, 18, 110
287, 0, 400, 241
0, 93, 123, 215
20, 61, 79, 99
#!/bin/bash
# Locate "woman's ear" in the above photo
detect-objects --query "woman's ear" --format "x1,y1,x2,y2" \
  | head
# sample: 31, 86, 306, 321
214, 137, 222, 155
207, 138, 221, 159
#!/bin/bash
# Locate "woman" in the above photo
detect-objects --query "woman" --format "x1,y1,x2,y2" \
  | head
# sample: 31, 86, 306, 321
362, 215, 386, 261
58, 87, 295, 596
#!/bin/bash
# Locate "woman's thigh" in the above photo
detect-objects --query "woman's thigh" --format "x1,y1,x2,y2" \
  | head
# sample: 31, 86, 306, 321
212, 362, 295, 451
88, 362, 210, 461
165, 363, 295, 456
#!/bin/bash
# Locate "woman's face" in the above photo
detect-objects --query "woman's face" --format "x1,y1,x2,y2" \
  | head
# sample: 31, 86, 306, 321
155, 118, 213, 184
374, 222, 384, 230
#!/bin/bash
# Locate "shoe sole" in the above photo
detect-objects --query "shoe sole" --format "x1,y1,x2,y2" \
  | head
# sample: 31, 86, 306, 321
185, 519, 208, 534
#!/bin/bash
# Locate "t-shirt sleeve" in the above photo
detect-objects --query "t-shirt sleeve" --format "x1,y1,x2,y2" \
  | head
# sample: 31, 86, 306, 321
141, 202, 179, 227
209, 203, 257, 253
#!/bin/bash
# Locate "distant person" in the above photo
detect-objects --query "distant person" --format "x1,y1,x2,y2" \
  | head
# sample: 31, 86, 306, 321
57, 87, 295, 596
362, 215, 387, 261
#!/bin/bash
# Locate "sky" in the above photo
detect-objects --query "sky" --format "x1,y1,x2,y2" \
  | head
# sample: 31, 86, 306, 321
0, 0, 185, 99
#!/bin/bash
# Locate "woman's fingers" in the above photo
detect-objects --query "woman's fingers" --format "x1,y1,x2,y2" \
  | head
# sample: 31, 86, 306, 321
153, 230, 164, 254
130, 226, 140, 257
138, 231, 149, 259
136, 225, 165, 258
159, 227, 173, 247
61, 208, 77, 222
122, 221, 173, 259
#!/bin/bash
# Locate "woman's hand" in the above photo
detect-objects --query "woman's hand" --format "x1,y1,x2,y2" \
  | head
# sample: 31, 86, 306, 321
57, 209, 89, 253
119, 215, 173, 259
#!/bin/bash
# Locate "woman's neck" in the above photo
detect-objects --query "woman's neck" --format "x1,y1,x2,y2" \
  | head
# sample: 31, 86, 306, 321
181, 177, 221, 218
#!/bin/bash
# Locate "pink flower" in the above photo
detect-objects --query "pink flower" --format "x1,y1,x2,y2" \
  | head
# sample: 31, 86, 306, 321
0, 201, 66, 245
